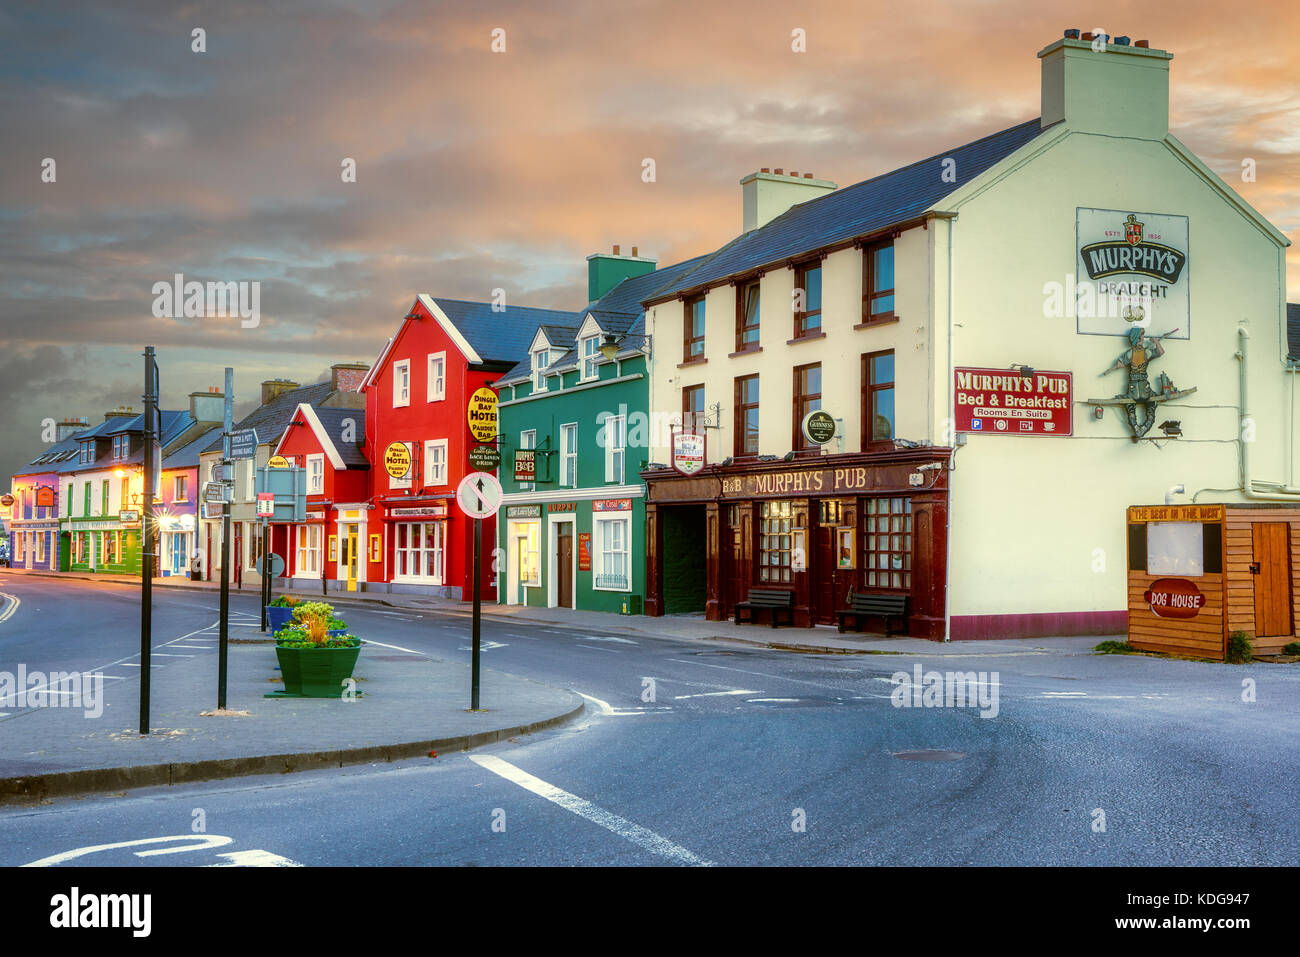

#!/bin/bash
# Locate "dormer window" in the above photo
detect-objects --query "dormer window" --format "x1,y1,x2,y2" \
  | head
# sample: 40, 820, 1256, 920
79, 441, 94, 465
581, 335, 601, 380
112, 435, 128, 460
531, 348, 550, 391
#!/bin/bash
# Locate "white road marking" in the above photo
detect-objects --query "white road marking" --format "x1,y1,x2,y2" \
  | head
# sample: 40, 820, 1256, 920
0, 592, 20, 624
583, 636, 638, 644
361, 639, 427, 656
469, 755, 713, 866
674, 689, 757, 699
576, 692, 614, 715
747, 698, 801, 703
1041, 691, 1088, 697
205, 849, 303, 867
151, 653, 193, 658
666, 658, 854, 695
23, 834, 234, 867
577, 644, 619, 653
575, 692, 666, 717
457, 641, 506, 651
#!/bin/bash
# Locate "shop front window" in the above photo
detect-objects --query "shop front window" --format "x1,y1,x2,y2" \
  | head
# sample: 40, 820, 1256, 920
758, 500, 793, 583
593, 516, 630, 590
516, 523, 540, 586
298, 525, 322, 574
394, 521, 444, 582
863, 496, 912, 590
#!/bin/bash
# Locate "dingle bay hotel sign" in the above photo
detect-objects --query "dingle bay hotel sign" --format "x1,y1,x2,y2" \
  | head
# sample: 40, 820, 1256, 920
1076, 208, 1189, 338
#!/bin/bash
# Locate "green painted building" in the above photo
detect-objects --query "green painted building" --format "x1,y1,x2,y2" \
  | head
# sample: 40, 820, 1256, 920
494, 251, 697, 615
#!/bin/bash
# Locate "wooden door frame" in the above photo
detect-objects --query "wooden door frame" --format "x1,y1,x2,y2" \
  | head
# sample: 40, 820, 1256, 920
1252, 522, 1293, 637
547, 514, 576, 609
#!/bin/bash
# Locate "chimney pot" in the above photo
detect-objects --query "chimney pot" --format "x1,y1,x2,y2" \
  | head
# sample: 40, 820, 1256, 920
790, 171, 799, 177
612, 244, 620, 255
1135, 39, 1149, 47
1081, 32, 1094, 41
761, 167, 770, 173
1064, 28, 1080, 39
774, 168, 784, 175
1114, 36, 1131, 45
631, 246, 638, 257
804, 172, 813, 179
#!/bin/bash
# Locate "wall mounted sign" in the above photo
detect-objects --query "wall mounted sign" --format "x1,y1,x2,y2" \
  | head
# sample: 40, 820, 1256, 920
513, 449, 536, 483
507, 505, 540, 518
802, 410, 837, 445
1127, 505, 1224, 523
35, 486, 55, 509
468, 387, 499, 442
201, 503, 223, 519
592, 499, 632, 512
468, 444, 500, 471
383, 442, 411, 479
0, 494, 13, 507
390, 505, 448, 518
578, 532, 592, 571
256, 492, 274, 517
1085, 329, 1197, 441
671, 430, 706, 476
1143, 578, 1206, 618
954, 368, 1073, 436
267, 454, 291, 469
1076, 208, 1189, 338
230, 428, 258, 460
547, 502, 576, 513
118, 509, 141, 523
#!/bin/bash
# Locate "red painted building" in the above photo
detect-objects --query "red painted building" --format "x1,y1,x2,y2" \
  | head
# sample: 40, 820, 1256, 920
270, 402, 371, 592
361, 296, 574, 598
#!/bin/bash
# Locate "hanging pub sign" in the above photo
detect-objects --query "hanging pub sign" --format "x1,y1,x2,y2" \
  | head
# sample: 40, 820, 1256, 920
954, 368, 1073, 435
671, 430, 706, 476
383, 442, 411, 479
514, 449, 536, 482
35, 486, 55, 509
468, 387, 499, 442
802, 410, 837, 446
1075, 208, 1189, 338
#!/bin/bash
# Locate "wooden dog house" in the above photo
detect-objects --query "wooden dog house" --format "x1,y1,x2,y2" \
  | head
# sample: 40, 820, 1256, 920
1127, 503, 1299, 660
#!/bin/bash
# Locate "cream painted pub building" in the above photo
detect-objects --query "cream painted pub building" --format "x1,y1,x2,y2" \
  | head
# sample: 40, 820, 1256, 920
639, 31, 1297, 642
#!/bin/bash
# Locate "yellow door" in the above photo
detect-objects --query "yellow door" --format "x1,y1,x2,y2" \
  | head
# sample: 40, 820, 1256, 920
346, 526, 359, 592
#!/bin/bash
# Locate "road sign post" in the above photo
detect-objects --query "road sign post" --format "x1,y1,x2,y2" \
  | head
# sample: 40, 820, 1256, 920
456, 471, 502, 711
218, 367, 233, 710
139, 345, 159, 735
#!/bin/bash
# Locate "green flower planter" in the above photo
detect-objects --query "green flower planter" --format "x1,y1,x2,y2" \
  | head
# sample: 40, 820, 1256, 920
273, 644, 361, 698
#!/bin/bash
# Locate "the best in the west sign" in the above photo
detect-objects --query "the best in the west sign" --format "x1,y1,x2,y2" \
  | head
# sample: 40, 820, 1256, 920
1075, 207, 1189, 338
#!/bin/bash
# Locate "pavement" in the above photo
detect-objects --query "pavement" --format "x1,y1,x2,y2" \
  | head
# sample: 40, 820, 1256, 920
0, 588, 584, 804
0, 566, 1121, 657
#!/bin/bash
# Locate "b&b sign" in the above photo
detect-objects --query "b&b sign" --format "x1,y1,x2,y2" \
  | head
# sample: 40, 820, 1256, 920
514, 449, 536, 482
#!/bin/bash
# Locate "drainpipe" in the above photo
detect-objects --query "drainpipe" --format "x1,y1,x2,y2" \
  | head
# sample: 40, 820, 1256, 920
1236, 324, 1300, 500
944, 214, 955, 642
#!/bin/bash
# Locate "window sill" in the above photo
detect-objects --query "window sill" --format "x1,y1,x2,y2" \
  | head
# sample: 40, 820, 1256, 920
729, 346, 763, 358
677, 357, 708, 369
855, 315, 898, 330
786, 332, 826, 346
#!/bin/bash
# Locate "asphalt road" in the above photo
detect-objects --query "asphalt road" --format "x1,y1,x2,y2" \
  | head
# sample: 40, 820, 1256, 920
1, 575, 1297, 866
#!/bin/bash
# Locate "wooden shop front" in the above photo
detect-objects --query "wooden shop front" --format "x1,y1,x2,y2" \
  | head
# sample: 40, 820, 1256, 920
642, 450, 949, 638
1126, 503, 1299, 659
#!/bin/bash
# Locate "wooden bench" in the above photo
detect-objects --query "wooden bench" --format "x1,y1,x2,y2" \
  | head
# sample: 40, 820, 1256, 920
836, 592, 908, 636
734, 588, 795, 628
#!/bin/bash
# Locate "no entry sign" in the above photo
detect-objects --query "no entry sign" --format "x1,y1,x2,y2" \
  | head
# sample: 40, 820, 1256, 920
456, 471, 502, 519
954, 368, 1072, 436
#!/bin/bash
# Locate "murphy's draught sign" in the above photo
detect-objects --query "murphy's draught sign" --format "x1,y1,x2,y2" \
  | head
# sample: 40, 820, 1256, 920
1076, 208, 1189, 339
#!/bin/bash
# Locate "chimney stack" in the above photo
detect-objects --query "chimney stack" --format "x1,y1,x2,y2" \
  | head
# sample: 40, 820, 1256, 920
740, 169, 837, 233
586, 246, 657, 302
1039, 30, 1172, 138
330, 363, 370, 393
56, 416, 89, 441
189, 388, 224, 425
261, 379, 300, 406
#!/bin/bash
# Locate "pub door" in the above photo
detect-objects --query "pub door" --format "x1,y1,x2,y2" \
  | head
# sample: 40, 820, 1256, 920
813, 524, 838, 624
557, 527, 574, 608
1253, 523, 1293, 637
722, 515, 745, 620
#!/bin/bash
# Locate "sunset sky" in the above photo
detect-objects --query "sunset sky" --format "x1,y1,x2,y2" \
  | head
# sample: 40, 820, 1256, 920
2, 0, 1298, 482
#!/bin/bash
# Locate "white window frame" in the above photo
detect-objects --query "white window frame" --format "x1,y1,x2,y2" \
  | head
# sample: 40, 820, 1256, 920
560, 423, 578, 488
246, 521, 264, 572
393, 521, 445, 583
531, 349, 552, 392
393, 359, 411, 408
581, 336, 600, 381
297, 524, 322, 576
388, 441, 413, 489
427, 352, 446, 402
604, 414, 626, 484
174, 474, 188, 502
424, 439, 448, 486
519, 430, 536, 491
246, 459, 256, 501
307, 453, 325, 494
592, 514, 631, 591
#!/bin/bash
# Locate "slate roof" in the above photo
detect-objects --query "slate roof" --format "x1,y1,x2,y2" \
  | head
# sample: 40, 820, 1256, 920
1288, 303, 1299, 361
644, 118, 1047, 301
426, 299, 577, 366
163, 425, 223, 470
200, 381, 333, 455
20, 432, 87, 472
312, 407, 369, 469
53, 410, 189, 474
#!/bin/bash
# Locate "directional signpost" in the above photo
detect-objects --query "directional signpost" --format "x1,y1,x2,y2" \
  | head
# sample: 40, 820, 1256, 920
456, 471, 502, 711
229, 428, 258, 460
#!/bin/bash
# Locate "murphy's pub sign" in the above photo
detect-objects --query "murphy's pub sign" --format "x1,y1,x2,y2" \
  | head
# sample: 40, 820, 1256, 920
1076, 208, 1189, 339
